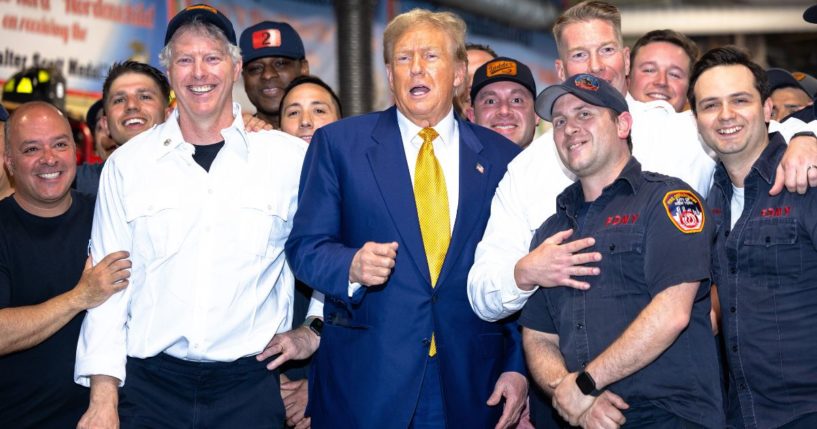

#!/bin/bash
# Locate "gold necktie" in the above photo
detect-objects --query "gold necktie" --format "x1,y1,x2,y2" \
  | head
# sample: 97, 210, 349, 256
414, 127, 450, 357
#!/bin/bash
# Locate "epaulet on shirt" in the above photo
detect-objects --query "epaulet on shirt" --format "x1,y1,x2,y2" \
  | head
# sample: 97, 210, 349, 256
642, 171, 675, 183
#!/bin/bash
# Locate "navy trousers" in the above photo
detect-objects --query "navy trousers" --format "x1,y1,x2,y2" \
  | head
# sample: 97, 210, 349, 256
409, 356, 446, 429
120, 353, 285, 429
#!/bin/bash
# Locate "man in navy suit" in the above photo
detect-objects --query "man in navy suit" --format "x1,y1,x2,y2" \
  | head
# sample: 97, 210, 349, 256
285, 8, 525, 429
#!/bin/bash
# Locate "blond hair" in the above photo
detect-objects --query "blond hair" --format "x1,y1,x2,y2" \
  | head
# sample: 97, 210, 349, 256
382, 9, 467, 65
552, 1, 622, 53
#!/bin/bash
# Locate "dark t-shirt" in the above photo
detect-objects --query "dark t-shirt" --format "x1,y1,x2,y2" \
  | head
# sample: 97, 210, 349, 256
0, 191, 95, 428
193, 141, 225, 172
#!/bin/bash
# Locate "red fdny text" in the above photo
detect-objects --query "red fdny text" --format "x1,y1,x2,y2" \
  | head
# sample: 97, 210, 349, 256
760, 207, 791, 218
605, 214, 639, 226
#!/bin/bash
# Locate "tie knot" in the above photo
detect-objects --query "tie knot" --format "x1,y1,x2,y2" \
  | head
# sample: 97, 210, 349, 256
418, 127, 439, 145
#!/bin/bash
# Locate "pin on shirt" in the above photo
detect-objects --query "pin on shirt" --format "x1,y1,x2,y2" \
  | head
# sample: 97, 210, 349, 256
476, 163, 484, 174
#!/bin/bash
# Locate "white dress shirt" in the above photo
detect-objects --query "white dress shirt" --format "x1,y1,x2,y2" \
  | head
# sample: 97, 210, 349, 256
467, 95, 718, 322
769, 116, 817, 141
347, 107, 460, 296
75, 104, 311, 386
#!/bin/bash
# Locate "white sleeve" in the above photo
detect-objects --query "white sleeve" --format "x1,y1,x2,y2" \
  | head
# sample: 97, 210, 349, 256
306, 292, 325, 319
776, 118, 817, 142
74, 157, 132, 387
467, 135, 571, 322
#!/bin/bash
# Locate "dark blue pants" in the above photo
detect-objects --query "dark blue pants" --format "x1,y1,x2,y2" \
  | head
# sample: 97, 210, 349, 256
120, 353, 285, 429
409, 357, 446, 429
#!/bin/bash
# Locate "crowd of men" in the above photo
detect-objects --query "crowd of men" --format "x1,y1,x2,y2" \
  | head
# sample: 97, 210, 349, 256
1, 1, 817, 428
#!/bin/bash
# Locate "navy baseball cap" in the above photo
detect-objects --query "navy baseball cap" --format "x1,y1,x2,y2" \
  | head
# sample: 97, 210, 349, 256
535, 74, 628, 122
0, 103, 8, 122
805, 5, 817, 23
767, 68, 809, 96
470, 57, 536, 103
165, 4, 236, 46
240, 21, 305, 65
85, 99, 104, 127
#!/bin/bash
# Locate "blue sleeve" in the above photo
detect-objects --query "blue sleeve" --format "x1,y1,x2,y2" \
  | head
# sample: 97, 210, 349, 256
501, 315, 526, 374
285, 127, 366, 306
644, 186, 713, 296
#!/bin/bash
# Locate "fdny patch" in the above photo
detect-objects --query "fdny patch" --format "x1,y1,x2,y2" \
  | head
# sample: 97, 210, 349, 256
663, 190, 704, 233
575, 74, 600, 91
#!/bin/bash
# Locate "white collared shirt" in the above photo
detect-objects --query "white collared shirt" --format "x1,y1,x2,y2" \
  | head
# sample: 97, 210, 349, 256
396, 107, 460, 231
75, 103, 312, 386
347, 108, 461, 297
467, 94, 718, 322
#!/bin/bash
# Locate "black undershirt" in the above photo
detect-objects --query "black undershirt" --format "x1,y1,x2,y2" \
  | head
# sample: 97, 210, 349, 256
192, 141, 225, 172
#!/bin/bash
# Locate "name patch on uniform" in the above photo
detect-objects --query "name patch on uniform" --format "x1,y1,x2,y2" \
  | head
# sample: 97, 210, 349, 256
605, 213, 639, 226
663, 190, 704, 233
760, 206, 791, 217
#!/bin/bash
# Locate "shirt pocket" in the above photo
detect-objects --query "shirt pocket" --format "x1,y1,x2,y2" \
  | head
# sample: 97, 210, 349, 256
233, 192, 291, 258
742, 219, 801, 288
594, 229, 645, 297
124, 190, 186, 259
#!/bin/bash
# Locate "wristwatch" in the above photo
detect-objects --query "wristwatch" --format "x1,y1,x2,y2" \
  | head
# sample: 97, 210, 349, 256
792, 131, 816, 139
576, 371, 601, 396
303, 316, 323, 337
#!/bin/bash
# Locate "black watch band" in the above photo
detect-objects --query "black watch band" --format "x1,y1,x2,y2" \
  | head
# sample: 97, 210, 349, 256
792, 131, 816, 139
303, 316, 323, 337
576, 371, 601, 396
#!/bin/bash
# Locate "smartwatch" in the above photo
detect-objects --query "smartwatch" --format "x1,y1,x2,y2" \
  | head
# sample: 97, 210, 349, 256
792, 131, 816, 139
576, 371, 601, 396
303, 316, 323, 337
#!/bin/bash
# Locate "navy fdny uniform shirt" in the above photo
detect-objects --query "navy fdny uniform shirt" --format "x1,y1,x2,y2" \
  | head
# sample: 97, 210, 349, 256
708, 133, 817, 429
520, 157, 723, 428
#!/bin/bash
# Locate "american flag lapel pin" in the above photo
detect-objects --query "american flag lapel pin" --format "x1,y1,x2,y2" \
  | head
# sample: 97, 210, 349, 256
476, 163, 484, 174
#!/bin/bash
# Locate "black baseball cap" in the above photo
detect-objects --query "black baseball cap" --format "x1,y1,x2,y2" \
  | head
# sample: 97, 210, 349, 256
535, 73, 628, 122
805, 4, 817, 23
470, 57, 536, 103
240, 21, 305, 65
164, 4, 236, 46
85, 99, 105, 127
767, 68, 809, 97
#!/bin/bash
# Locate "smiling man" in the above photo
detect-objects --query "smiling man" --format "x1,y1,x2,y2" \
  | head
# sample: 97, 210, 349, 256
279, 75, 342, 144
240, 21, 309, 127
74, 61, 171, 195
628, 29, 699, 112
468, 57, 539, 148
286, 8, 526, 429
75, 4, 311, 428
0, 102, 130, 428
522, 74, 723, 429
692, 47, 817, 429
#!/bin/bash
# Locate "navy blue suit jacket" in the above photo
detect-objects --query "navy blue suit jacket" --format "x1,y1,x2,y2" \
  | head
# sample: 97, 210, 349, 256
285, 107, 523, 429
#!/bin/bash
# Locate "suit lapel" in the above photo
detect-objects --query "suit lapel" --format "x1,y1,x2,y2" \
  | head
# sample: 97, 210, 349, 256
436, 120, 491, 289
366, 107, 431, 286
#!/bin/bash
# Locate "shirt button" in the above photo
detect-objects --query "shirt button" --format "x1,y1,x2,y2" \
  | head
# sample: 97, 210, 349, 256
576, 322, 584, 330
730, 267, 737, 274
609, 244, 616, 252
730, 306, 736, 313
581, 361, 587, 368
739, 383, 747, 390
208, 188, 214, 195
431, 295, 437, 303
724, 230, 730, 237
765, 236, 771, 244
163, 139, 171, 146
731, 345, 738, 352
